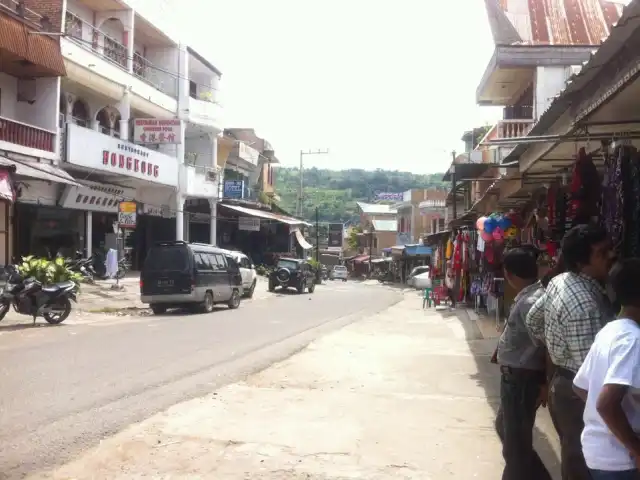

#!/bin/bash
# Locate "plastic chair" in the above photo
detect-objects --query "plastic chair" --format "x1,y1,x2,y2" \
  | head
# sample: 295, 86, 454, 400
423, 287, 433, 308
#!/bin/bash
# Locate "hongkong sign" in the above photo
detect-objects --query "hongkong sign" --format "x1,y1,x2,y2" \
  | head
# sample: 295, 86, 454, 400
65, 123, 179, 187
133, 118, 182, 145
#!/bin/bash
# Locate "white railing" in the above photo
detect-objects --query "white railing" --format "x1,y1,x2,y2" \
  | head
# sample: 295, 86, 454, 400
133, 53, 178, 98
0, 115, 56, 152
496, 119, 535, 139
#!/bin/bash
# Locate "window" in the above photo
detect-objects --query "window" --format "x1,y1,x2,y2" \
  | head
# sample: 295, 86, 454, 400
211, 253, 227, 271
194, 252, 212, 271
240, 257, 251, 268
438, 218, 445, 231
189, 80, 197, 98
143, 246, 189, 272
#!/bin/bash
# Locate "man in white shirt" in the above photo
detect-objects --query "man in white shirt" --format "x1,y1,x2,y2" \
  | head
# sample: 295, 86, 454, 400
573, 259, 640, 480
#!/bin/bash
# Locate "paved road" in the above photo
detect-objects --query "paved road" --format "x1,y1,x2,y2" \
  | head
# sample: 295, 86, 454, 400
0, 280, 401, 479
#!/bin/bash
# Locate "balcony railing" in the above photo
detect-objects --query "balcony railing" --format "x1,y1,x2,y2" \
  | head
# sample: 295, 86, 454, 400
0, 0, 46, 28
0, 116, 55, 152
503, 105, 533, 120
133, 53, 178, 98
496, 119, 534, 139
65, 11, 127, 68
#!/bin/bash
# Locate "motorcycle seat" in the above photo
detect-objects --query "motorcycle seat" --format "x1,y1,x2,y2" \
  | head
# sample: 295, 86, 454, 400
42, 280, 76, 293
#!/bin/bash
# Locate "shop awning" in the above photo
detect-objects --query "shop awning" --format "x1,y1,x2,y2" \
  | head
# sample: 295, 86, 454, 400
442, 163, 490, 182
0, 156, 81, 186
348, 254, 369, 263
294, 229, 313, 250
371, 257, 392, 264
220, 203, 311, 227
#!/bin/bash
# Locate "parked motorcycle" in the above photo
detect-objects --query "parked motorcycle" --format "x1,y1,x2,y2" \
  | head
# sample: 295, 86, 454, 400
66, 255, 96, 284
0, 265, 78, 324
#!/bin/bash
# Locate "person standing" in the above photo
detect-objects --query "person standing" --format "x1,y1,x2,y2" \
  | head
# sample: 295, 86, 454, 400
573, 259, 640, 480
526, 224, 615, 480
495, 247, 552, 480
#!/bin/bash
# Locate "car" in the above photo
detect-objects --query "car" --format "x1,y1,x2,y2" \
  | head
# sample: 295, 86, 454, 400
407, 265, 430, 288
268, 258, 316, 294
140, 241, 243, 314
223, 250, 258, 298
330, 265, 348, 281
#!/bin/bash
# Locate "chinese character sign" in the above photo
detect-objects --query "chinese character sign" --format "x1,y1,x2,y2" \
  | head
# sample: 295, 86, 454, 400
118, 201, 137, 228
133, 119, 182, 145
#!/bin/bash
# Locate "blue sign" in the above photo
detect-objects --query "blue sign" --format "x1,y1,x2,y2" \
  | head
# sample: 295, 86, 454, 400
404, 245, 433, 256
223, 180, 244, 199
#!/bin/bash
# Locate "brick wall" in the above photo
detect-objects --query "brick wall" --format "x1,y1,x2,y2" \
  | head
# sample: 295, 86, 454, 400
24, 0, 64, 32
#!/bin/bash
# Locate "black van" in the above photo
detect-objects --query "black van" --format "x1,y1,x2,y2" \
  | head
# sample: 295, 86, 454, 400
140, 241, 243, 314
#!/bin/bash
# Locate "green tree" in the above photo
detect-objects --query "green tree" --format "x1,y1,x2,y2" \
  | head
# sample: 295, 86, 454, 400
346, 225, 363, 250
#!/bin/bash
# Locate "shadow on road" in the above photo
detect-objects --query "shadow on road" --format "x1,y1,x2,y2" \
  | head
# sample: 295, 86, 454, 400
0, 321, 65, 332
441, 307, 562, 478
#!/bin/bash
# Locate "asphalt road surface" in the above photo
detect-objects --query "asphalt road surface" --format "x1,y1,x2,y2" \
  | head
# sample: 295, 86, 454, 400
0, 280, 401, 479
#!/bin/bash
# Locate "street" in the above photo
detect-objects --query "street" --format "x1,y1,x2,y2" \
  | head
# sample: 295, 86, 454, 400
0, 280, 401, 479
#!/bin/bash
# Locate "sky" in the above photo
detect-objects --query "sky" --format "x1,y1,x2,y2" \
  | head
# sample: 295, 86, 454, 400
133, 0, 502, 174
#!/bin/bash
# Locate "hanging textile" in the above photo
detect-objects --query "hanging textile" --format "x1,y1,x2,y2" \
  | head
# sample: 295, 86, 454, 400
570, 147, 601, 225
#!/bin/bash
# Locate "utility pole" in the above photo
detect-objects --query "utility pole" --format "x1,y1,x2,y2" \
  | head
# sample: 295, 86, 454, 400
451, 150, 457, 220
368, 228, 373, 273
315, 206, 321, 284
298, 149, 329, 216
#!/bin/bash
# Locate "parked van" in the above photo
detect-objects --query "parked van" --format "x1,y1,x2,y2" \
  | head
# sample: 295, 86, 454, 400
140, 241, 243, 314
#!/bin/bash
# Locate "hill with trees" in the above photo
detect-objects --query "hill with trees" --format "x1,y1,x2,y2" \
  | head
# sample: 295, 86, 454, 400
273, 167, 448, 223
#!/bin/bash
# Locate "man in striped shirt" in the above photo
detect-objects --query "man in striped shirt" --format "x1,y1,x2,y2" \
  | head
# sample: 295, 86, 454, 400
526, 224, 615, 480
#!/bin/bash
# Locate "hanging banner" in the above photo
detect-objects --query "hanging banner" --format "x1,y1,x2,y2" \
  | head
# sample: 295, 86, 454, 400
328, 223, 343, 248
118, 201, 137, 228
238, 216, 260, 231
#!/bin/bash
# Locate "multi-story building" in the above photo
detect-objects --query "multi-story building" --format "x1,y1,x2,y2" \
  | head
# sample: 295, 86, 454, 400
395, 189, 447, 244
221, 128, 279, 203
477, 0, 623, 158
0, 0, 224, 267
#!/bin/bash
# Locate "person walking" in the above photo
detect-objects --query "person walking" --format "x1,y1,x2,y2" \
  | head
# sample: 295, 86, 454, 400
526, 224, 615, 480
573, 259, 640, 480
495, 247, 553, 480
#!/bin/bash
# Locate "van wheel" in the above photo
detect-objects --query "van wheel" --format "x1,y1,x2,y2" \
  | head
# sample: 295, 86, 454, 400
151, 304, 167, 315
245, 280, 256, 298
200, 291, 214, 313
228, 289, 240, 309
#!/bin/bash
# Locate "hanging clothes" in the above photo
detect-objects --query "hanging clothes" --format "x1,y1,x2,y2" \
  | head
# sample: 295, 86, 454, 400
621, 146, 640, 258
570, 147, 601, 225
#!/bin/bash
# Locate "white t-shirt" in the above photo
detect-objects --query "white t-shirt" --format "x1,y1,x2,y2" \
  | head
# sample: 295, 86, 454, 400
574, 318, 640, 471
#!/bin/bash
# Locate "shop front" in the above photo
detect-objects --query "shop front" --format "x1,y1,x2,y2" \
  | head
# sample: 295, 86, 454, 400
63, 123, 180, 268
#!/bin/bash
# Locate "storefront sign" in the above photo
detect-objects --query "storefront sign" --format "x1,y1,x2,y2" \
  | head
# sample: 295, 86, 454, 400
223, 180, 244, 199
237, 142, 260, 166
142, 203, 175, 218
59, 180, 136, 213
374, 192, 403, 201
238, 216, 260, 231
328, 223, 343, 247
133, 118, 182, 145
65, 123, 179, 187
118, 201, 137, 228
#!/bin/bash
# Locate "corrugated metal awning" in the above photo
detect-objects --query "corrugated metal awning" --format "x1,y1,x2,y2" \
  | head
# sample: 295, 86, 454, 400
220, 203, 311, 226
0, 156, 80, 186
0, 14, 66, 76
294, 229, 313, 250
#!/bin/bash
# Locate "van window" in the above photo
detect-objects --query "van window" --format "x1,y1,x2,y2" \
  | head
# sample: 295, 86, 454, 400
211, 253, 227, 271
194, 252, 212, 271
144, 245, 189, 272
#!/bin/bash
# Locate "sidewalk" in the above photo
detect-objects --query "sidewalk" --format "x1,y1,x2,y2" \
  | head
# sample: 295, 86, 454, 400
29, 291, 562, 479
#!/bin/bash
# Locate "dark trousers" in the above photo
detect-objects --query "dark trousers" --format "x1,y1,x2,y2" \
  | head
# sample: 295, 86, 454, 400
549, 370, 592, 480
495, 368, 552, 480
589, 470, 640, 480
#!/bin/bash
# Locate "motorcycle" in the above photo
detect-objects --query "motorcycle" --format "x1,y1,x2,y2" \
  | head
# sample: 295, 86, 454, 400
0, 265, 78, 324
66, 255, 96, 284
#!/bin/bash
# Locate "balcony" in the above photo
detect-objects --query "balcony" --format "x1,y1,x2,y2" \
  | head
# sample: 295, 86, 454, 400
64, 12, 178, 100
0, 116, 55, 153
187, 94, 221, 130
496, 119, 534, 139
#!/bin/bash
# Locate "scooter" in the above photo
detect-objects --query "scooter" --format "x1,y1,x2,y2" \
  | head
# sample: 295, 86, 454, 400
0, 265, 78, 324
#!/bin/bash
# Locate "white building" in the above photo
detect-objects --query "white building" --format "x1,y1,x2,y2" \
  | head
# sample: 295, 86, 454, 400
0, 0, 223, 267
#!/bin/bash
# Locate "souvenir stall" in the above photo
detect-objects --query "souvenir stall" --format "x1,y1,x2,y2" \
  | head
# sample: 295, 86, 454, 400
470, 212, 524, 327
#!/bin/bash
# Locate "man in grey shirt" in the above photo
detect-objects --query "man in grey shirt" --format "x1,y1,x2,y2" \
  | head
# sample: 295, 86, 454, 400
494, 247, 552, 480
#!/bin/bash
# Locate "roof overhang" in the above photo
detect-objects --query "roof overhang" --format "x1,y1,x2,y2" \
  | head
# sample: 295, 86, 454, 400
442, 162, 490, 182
476, 45, 594, 106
